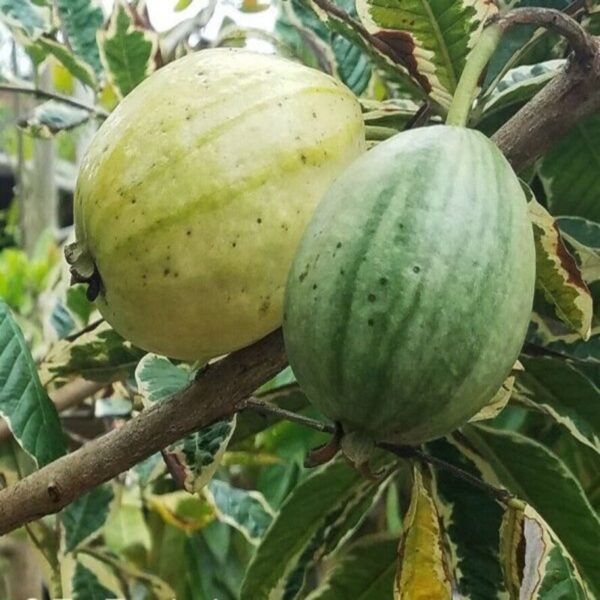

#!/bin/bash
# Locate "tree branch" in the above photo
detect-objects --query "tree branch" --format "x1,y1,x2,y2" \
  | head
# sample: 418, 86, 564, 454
0, 20, 599, 535
0, 330, 285, 535
492, 35, 600, 172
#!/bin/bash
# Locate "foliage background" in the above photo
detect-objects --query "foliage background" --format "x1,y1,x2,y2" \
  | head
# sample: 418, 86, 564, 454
0, 0, 599, 598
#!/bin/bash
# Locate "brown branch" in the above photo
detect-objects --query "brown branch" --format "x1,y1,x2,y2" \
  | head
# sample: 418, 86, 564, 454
492, 36, 600, 172
0, 22, 599, 536
0, 330, 285, 535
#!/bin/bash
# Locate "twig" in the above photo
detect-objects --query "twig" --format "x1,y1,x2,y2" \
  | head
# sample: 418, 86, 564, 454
0, 84, 109, 118
65, 318, 104, 342
245, 398, 513, 503
493, 8, 595, 63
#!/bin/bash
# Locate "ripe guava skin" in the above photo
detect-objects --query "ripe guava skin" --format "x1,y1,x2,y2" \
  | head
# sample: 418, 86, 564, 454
72, 49, 366, 360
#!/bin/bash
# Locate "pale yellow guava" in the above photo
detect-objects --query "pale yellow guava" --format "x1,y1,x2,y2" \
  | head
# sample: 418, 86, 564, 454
68, 49, 366, 360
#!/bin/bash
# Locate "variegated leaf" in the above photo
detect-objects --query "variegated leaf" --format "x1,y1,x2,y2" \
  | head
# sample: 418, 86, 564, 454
356, 0, 498, 107
41, 321, 144, 385
427, 437, 507, 599
135, 354, 236, 492
72, 562, 116, 600
61, 484, 114, 553
20, 100, 90, 138
55, 0, 104, 76
476, 60, 564, 133
240, 456, 392, 600
0, 300, 66, 467
538, 113, 600, 222
205, 479, 274, 546
98, 0, 159, 98
395, 465, 452, 599
514, 357, 600, 455
306, 535, 397, 600
36, 36, 97, 88
469, 361, 522, 423
462, 425, 600, 596
558, 217, 600, 285
500, 501, 591, 599
147, 490, 215, 534
0, 0, 48, 40
282, 475, 387, 599
528, 198, 592, 339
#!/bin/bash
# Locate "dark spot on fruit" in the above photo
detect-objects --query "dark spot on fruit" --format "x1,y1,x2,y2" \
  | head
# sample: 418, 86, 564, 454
399, 223, 404, 229
174, 272, 179, 278
312, 111, 317, 118
164, 268, 170, 276
131, 198, 136, 204
257, 218, 262, 224
336, 242, 342, 248
299, 271, 308, 282
367, 318, 374, 327
259, 298, 270, 314
232, 242, 237, 248
142, 274, 147, 279
277, 102, 282, 107
300, 154, 307, 164
281, 223, 288, 231
368, 293, 376, 302
379, 277, 388, 286
340, 269, 345, 275
413, 266, 421, 274
187, 229, 192, 236
312, 284, 318, 290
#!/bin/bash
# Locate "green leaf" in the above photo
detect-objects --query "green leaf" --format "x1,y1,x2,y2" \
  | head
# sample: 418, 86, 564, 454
104, 487, 151, 558
0, 300, 66, 467
98, 1, 158, 97
356, 0, 497, 107
174, 0, 193, 9
61, 484, 114, 553
205, 480, 274, 545
0, 0, 48, 39
500, 501, 591, 599
483, 0, 569, 87
516, 357, 600, 455
240, 458, 384, 600
56, 0, 104, 76
135, 355, 236, 492
427, 437, 507, 599
72, 562, 115, 600
529, 198, 592, 339
396, 465, 452, 598
37, 36, 97, 88
135, 353, 193, 403
476, 60, 564, 134
42, 322, 145, 384
306, 535, 397, 600
539, 113, 600, 221
463, 425, 600, 596
20, 100, 90, 138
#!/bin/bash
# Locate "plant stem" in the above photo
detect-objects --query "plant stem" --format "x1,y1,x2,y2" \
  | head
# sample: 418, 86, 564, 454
244, 398, 513, 504
446, 22, 504, 127
0, 84, 109, 118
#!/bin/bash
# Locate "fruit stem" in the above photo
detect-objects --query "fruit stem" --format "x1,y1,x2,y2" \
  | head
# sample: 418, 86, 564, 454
446, 21, 504, 127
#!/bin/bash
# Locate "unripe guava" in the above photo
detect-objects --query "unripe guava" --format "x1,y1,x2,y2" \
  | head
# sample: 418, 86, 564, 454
67, 49, 365, 360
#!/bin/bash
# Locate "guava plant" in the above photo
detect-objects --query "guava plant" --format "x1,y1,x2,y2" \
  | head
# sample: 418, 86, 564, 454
0, 1, 599, 599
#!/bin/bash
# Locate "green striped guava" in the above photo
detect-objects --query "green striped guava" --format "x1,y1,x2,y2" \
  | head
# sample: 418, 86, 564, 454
283, 126, 535, 446
66, 49, 365, 360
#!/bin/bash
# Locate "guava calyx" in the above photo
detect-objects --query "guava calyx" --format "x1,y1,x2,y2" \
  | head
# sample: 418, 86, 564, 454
64, 242, 103, 301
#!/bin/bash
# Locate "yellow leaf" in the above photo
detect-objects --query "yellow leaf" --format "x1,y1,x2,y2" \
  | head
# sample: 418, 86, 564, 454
147, 491, 215, 533
395, 465, 452, 600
